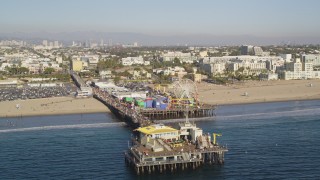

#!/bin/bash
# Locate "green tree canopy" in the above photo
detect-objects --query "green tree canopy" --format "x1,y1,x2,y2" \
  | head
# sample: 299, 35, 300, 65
43, 67, 55, 74
173, 57, 181, 65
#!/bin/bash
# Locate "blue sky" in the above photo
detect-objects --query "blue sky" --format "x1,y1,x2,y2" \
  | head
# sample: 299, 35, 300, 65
1, 0, 320, 37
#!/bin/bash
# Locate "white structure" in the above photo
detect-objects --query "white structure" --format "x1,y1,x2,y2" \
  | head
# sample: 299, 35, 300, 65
121, 56, 144, 66
99, 70, 113, 79
201, 63, 226, 75
301, 54, 320, 66
253, 46, 263, 56
42, 40, 48, 47
162, 51, 196, 63
0, 40, 26, 46
56, 56, 63, 64
228, 59, 267, 71
153, 66, 187, 76
279, 54, 292, 62
54, 41, 59, 48
112, 91, 147, 99
144, 60, 150, 66
199, 55, 284, 76
179, 121, 203, 142
199, 51, 208, 57
280, 58, 320, 80
259, 73, 279, 80
77, 86, 93, 98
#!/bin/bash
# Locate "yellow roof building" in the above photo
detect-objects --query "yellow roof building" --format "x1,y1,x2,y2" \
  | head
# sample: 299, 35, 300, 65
135, 124, 179, 140
72, 60, 83, 72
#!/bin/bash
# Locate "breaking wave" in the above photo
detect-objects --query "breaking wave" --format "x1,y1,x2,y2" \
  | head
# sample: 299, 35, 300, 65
155, 107, 320, 123
0, 122, 126, 133
216, 107, 320, 121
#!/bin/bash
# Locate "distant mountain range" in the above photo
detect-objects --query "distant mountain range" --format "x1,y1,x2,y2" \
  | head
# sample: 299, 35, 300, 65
0, 31, 320, 46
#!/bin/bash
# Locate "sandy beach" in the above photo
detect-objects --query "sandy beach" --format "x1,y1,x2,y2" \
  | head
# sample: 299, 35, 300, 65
0, 97, 110, 118
197, 79, 320, 105
1, 79, 320, 117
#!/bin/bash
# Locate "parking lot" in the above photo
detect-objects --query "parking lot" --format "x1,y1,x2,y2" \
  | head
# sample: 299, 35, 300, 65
0, 84, 77, 101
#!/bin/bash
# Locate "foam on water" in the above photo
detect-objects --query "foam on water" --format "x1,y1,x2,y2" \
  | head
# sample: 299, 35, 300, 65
0, 122, 126, 133
156, 107, 320, 123
217, 107, 320, 121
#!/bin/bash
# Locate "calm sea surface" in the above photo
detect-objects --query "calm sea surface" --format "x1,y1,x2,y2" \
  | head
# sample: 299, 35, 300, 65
0, 100, 320, 179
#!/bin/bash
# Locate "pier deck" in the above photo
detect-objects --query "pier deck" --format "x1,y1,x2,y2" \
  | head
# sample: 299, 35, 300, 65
93, 88, 151, 127
139, 106, 215, 120
92, 86, 216, 127
125, 139, 227, 174
70, 73, 227, 175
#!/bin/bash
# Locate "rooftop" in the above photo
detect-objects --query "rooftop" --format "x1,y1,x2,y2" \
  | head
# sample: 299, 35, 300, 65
135, 124, 178, 135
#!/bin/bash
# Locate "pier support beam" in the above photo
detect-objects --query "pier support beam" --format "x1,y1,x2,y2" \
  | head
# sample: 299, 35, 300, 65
148, 166, 151, 174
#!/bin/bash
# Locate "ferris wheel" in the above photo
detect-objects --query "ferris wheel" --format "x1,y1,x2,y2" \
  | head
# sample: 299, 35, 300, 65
171, 79, 198, 100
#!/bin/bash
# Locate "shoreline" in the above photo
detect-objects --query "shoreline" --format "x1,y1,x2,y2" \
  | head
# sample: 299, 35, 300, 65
215, 97, 320, 106
1, 97, 319, 118
1, 79, 320, 118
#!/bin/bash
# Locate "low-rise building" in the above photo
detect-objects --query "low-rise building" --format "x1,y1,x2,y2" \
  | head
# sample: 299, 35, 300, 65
193, 73, 202, 83
162, 51, 196, 63
259, 73, 279, 80
121, 56, 144, 66
135, 124, 179, 141
301, 54, 320, 66
99, 70, 113, 79
279, 58, 320, 80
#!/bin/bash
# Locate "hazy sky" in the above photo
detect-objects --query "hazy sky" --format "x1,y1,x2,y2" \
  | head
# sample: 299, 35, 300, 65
1, 0, 320, 37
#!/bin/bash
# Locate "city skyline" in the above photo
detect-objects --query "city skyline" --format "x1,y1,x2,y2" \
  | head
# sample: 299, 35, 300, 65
1, 0, 320, 45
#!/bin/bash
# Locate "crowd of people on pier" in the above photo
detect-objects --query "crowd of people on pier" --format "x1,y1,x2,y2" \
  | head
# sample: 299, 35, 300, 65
93, 87, 151, 126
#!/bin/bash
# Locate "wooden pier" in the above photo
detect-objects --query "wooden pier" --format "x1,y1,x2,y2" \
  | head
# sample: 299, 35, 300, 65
70, 73, 227, 175
92, 86, 216, 127
139, 106, 215, 120
93, 88, 151, 127
124, 139, 227, 175
70, 71, 216, 126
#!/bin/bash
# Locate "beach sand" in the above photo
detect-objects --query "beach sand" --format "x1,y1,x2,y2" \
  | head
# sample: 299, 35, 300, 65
0, 97, 110, 117
1, 79, 320, 117
197, 79, 320, 105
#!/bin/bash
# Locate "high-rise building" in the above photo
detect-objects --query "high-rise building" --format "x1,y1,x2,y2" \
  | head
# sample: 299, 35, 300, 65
100, 39, 104, 46
54, 41, 59, 48
280, 54, 292, 62
108, 39, 113, 47
240, 45, 253, 55
253, 46, 264, 56
42, 40, 48, 47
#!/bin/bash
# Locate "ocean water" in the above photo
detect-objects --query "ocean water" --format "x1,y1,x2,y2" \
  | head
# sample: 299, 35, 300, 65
1, 100, 320, 179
